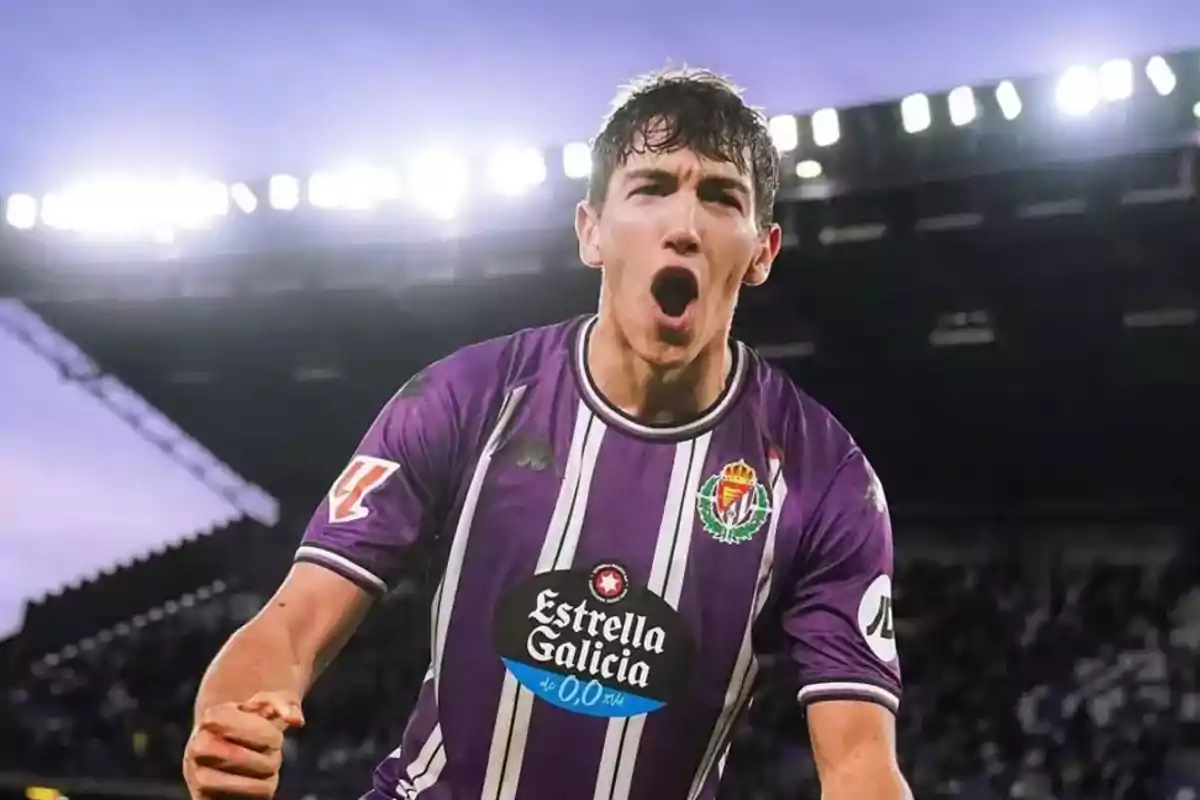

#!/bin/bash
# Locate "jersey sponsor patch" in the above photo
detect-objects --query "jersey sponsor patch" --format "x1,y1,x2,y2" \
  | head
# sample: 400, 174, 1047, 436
696, 460, 772, 545
327, 455, 401, 524
493, 563, 696, 718
857, 574, 897, 663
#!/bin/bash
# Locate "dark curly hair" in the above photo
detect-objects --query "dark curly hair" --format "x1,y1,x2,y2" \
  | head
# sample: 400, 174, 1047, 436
587, 67, 780, 231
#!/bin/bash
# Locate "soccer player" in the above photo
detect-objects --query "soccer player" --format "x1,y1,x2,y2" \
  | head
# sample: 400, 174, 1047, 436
184, 68, 910, 800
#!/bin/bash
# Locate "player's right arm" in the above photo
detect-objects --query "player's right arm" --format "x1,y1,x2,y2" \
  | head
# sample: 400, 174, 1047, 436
184, 564, 368, 797
185, 363, 470, 798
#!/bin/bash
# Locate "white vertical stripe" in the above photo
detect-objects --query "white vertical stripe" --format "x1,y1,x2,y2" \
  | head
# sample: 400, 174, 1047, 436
482, 402, 606, 800
534, 403, 604, 573
481, 672, 524, 800
431, 385, 527, 697
394, 723, 444, 798
389, 386, 522, 800
386, 669, 434, 761
687, 454, 788, 800
594, 433, 712, 800
410, 746, 447, 796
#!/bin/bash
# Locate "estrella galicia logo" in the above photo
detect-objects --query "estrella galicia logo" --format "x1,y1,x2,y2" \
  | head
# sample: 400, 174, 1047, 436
493, 563, 695, 719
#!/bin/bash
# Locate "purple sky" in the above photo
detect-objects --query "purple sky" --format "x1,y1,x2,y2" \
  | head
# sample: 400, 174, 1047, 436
1, 2, 1199, 634
0, 317, 245, 636
1, 0, 1199, 193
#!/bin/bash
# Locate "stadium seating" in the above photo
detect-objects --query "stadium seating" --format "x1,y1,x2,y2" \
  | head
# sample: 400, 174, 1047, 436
4, 551, 1197, 800
2, 520, 285, 672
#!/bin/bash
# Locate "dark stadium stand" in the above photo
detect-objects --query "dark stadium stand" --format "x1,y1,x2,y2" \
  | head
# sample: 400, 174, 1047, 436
3, 549, 1198, 799
5, 521, 281, 666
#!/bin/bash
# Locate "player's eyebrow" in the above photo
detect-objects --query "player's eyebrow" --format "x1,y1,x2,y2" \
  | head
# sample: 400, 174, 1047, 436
622, 168, 751, 199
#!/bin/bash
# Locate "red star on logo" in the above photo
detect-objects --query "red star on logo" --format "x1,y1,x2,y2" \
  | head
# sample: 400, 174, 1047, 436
592, 567, 625, 600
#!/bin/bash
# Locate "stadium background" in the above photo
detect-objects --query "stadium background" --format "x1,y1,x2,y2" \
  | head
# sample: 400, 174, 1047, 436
1, 12, 1200, 799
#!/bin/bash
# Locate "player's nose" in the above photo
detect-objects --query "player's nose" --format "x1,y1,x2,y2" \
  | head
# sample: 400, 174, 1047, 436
662, 226, 701, 257
660, 196, 703, 257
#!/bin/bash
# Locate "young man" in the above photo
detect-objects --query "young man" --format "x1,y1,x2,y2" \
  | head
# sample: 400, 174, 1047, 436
184, 69, 910, 800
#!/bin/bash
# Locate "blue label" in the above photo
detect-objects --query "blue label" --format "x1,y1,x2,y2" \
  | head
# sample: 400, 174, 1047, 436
503, 659, 665, 718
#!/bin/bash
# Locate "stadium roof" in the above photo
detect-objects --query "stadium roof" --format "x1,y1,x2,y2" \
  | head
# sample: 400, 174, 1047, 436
1, 57, 1197, 522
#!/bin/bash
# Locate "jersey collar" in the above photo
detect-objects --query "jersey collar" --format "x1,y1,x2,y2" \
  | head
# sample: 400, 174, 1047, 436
572, 315, 748, 441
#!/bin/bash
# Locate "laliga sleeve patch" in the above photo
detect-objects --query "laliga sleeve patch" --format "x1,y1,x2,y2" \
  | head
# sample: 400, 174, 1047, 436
856, 574, 897, 663
328, 455, 401, 524
493, 563, 696, 718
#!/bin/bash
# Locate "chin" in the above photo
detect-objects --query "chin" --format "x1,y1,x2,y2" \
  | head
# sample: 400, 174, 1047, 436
640, 331, 698, 371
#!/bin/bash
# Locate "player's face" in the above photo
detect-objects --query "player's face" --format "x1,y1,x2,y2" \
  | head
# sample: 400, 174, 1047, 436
576, 143, 781, 370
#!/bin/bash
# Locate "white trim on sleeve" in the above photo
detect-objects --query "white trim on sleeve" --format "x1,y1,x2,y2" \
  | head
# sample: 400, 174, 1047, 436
797, 681, 900, 713
295, 544, 388, 595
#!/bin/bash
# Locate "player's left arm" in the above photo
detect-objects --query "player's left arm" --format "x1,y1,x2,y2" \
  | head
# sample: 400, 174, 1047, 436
807, 700, 909, 799
781, 448, 911, 799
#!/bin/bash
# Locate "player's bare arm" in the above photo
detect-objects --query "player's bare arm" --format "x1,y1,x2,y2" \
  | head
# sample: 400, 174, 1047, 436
808, 700, 912, 799
184, 563, 372, 798
194, 561, 371, 715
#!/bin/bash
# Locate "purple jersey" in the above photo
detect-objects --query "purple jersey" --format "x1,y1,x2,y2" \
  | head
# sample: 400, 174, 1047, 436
296, 316, 901, 800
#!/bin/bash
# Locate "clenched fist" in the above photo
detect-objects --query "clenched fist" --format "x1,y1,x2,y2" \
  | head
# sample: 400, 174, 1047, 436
184, 691, 305, 799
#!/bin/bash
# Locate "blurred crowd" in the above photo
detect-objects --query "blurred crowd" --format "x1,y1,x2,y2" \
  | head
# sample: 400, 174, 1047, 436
2, 553, 1199, 800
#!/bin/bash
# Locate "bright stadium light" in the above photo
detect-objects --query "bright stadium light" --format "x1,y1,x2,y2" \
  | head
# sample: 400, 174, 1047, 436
5, 193, 38, 229
51, 177, 151, 234
40, 192, 67, 229
407, 147, 470, 219
307, 171, 340, 209
1146, 56, 1177, 96
309, 165, 401, 210
768, 114, 799, 153
811, 108, 840, 147
1056, 66, 1100, 116
1193, 101, 1200, 119
948, 86, 978, 127
562, 142, 591, 179
995, 81, 1023, 120
28, 176, 227, 237
486, 146, 547, 196
269, 174, 301, 211
230, 182, 258, 214
168, 178, 229, 230
795, 160, 823, 179
1098, 59, 1134, 101
900, 93, 932, 134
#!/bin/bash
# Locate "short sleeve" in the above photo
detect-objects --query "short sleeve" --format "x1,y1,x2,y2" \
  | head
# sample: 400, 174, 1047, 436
294, 365, 461, 597
782, 450, 902, 714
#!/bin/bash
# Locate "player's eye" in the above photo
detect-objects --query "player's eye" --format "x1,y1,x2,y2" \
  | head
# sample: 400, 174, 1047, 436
698, 185, 743, 210
631, 183, 670, 197
708, 192, 742, 210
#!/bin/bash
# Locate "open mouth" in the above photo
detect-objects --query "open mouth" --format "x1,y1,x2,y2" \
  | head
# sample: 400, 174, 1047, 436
651, 267, 699, 319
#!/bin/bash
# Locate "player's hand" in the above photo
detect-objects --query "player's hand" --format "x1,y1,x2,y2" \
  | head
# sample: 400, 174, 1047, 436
183, 691, 305, 799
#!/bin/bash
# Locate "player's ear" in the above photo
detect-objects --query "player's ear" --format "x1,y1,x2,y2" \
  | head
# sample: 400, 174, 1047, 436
743, 222, 782, 287
575, 201, 603, 270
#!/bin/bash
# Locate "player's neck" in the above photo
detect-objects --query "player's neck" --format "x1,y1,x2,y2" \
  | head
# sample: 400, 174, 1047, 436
587, 316, 731, 426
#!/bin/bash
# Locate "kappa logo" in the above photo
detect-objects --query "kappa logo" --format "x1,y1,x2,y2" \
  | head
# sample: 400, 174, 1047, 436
509, 436, 554, 472
696, 460, 772, 545
327, 455, 400, 524
857, 574, 898, 663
